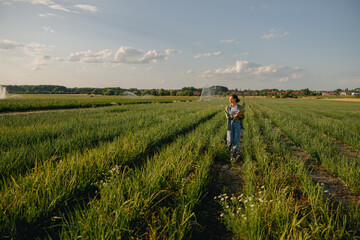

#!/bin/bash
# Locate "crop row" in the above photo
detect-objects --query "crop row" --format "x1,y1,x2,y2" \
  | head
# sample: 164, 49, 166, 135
60, 111, 226, 239
0, 102, 215, 181
217, 103, 359, 239
0, 95, 196, 113
252, 101, 360, 192
0, 102, 221, 238
254, 99, 360, 150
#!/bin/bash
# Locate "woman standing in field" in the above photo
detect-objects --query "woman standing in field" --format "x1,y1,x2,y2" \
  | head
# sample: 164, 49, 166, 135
225, 94, 245, 159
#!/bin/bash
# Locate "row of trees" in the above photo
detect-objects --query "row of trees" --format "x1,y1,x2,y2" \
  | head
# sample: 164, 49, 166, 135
3, 85, 229, 96
4, 85, 358, 97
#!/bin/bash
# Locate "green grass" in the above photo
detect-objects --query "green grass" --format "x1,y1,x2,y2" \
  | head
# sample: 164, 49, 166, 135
0, 102, 214, 180
0, 101, 221, 238
60, 112, 225, 239
0, 96, 359, 239
217, 103, 359, 239
0, 95, 198, 113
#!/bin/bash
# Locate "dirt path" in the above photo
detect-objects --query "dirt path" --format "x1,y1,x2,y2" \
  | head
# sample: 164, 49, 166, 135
251, 104, 360, 206
270, 122, 360, 206
317, 130, 360, 163
192, 143, 244, 240
321, 98, 360, 102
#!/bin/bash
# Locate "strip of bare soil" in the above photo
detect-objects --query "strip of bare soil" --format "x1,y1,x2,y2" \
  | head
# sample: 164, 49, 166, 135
267, 119, 360, 206
321, 98, 360, 102
191, 141, 244, 240
306, 125, 360, 163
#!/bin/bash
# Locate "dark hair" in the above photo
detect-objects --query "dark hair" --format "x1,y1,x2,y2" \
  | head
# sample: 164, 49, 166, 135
230, 94, 240, 103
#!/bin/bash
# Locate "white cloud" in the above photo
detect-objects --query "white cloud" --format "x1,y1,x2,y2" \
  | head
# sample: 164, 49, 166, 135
142, 50, 167, 63
220, 39, 235, 43
0, 39, 23, 50
0, 39, 50, 55
278, 73, 302, 82
165, 49, 181, 54
1, 1, 11, 5
278, 77, 289, 82
14, 0, 51, 6
185, 70, 194, 75
233, 52, 250, 57
32, 55, 50, 70
15, 0, 78, 13
23, 42, 49, 56
43, 26, 55, 33
52, 57, 64, 61
203, 60, 303, 83
32, 55, 64, 70
38, 13, 56, 17
194, 51, 222, 58
69, 49, 112, 63
49, 4, 72, 12
113, 46, 168, 64
74, 4, 98, 12
261, 28, 290, 39
17, 0, 53, 5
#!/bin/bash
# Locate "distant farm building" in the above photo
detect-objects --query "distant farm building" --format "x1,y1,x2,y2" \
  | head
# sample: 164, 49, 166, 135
321, 92, 338, 96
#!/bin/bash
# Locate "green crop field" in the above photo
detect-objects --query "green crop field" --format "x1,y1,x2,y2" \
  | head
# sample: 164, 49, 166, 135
0, 95, 359, 239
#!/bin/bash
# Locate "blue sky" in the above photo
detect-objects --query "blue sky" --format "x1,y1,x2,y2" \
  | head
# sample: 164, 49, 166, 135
0, 0, 359, 90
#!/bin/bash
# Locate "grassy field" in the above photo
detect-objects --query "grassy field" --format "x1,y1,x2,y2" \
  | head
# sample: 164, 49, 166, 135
0, 94, 198, 113
0, 95, 359, 239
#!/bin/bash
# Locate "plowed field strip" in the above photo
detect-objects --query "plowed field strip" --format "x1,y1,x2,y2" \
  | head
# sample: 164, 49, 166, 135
256, 102, 360, 151
252, 102, 360, 192
255, 106, 360, 206
302, 123, 360, 163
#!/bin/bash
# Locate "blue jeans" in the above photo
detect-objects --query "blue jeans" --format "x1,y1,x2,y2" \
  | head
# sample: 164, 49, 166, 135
227, 119, 241, 153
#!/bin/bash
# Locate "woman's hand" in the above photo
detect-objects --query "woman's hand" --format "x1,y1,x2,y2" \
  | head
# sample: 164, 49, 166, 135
234, 110, 245, 119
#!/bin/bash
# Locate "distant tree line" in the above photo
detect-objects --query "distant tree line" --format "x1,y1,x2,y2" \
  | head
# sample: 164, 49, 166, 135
3, 85, 359, 97
3, 85, 214, 96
